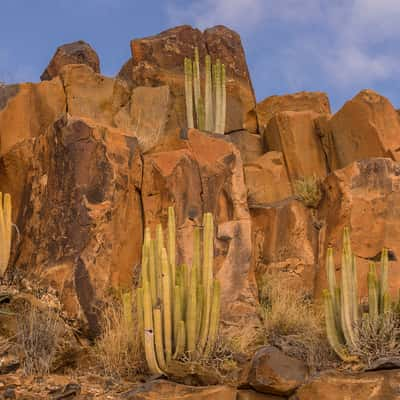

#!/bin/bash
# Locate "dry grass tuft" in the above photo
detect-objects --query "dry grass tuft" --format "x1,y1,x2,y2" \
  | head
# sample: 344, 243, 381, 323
17, 305, 63, 375
294, 175, 323, 208
94, 291, 143, 379
258, 274, 336, 372
353, 312, 400, 365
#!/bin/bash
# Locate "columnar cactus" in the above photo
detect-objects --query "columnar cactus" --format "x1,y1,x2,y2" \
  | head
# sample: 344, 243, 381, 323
184, 47, 226, 134
136, 208, 221, 374
323, 228, 392, 361
0, 193, 12, 278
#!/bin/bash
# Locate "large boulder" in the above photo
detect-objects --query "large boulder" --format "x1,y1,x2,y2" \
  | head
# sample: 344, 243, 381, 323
0, 116, 143, 335
248, 346, 308, 397
238, 391, 285, 400
244, 152, 292, 206
141, 128, 259, 328
224, 131, 264, 165
41, 40, 100, 81
292, 370, 400, 400
264, 111, 328, 182
316, 158, 400, 298
122, 380, 236, 400
251, 199, 318, 296
256, 91, 331, 133
129, 25, 257, 136
0, 80, 66, 155
316, 89, 400, 170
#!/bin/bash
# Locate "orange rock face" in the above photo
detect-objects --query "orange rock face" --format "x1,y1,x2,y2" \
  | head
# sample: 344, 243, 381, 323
316, 158, 400, 298
0, 116, 143, 335
256, 91, 331, 133
317, 89, 400, 170
0, 80, 66, 155
41, 40, 100, 81
265, 111, 328, 182
130, 25, 257, 135
141, 129, 258, 327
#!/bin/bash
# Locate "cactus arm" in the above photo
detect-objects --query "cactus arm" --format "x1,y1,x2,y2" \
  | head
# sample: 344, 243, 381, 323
323, 290, 355, 362
173, 320, 186, 359
184, 58, 194, 129
193, 48, 201, 128
161, 248, 172, 364
197, 96, 205, 131
142, 279, 163, 375
220, 64, 226, 134
196, 283, 204, 344
368, 263, 378, 320
173, 285, 182, 350
214, 60, 222, 134
153, 307, 167, 370
0, 193, 12, 277
193, 226, 201, 282
204, 280, 221, 356
379, 248, 389, 314
148, 239, 157, 306
186, 264, 197, 356
340, 228, 357, 348
351, 255, 359, 324
136, 287, 145, 346
204, 55, 213, 132
167, 207, 176, 289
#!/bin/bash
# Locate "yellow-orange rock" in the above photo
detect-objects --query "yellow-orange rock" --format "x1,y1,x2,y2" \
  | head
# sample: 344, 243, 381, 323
264, 111, 328, 182
293, 370, 400, 400
316, 158, 400, 298
41, 40, 100, 81
123, 380, 237, 400
0, 80, 66, 155
256, 91, 330, 133
244, 152, 292, 206
317, 89, 400, 170
0, 116, 143, 336
238, 390, 285, 400
224, 130, 264, 164
251, 199, 318, 296
141, 129, 258, 328
130, 25, 257, 135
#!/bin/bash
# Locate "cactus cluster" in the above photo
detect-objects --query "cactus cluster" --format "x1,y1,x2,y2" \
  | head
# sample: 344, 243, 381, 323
0, 193, 12, 278
184, 47, 226, 134
136, 207, 221, 374
323, 227, 392, 361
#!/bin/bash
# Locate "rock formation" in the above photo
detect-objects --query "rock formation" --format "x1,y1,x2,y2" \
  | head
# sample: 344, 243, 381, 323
1, 23, 400, 399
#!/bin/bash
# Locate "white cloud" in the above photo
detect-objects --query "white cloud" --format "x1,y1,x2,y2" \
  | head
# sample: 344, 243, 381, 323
166, 0, 400, 90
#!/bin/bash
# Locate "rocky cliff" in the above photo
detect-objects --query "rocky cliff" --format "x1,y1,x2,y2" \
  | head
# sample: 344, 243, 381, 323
1, 25, 400, 399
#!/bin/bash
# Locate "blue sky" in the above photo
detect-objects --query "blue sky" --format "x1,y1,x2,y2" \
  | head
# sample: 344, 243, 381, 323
1, 0, 399, 111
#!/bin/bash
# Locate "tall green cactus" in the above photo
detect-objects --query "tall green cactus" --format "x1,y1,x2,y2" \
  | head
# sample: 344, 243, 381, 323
136, 207, 221, 374
323, 228, 393, 361
184, 47, 226, 134
0, 192, 12, 278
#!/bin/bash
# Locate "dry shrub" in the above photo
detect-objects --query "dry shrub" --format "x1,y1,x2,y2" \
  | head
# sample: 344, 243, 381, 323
353, 312, 400, 365
258, 274, 336, 372
17, 305, 63, 375
294, 175, 323, 208
94, 292, 143, 379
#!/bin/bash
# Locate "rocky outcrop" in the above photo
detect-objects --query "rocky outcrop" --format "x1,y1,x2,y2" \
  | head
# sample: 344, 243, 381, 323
248, 346, 308, 397
316, 158, 400, 298
224, 131, 264, 165
265, 111, 328, 182
41, 40, 100, 81
0, 80, 66, 155
141, 128, 258, 327
238, 390, 285, 400
0, 116, 143, 335
129, 25, 257, 136
317, 89, 400, 170
245, 152, 292, 206
256, 91, 331, 133
123, 380, 237, 400
251, 199, 318, 295
292, 370, 400, 400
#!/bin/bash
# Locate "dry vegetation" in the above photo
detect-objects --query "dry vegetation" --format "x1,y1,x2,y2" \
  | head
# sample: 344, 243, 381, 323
294, 175, 323, 208
17, 305, 63, 375
93, 291, 144, 379
258, 274, 336, 372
